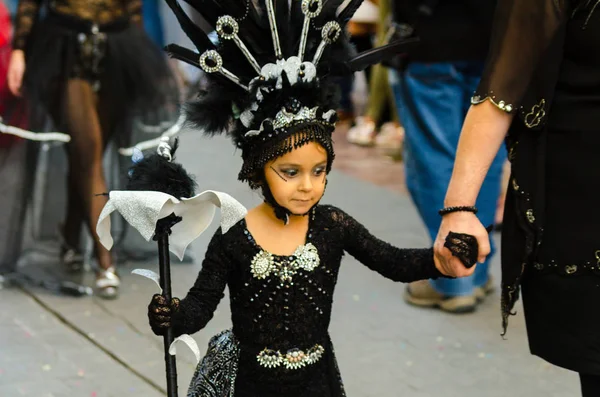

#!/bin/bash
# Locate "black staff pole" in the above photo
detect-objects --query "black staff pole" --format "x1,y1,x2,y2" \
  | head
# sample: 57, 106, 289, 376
154, 214, 183, 397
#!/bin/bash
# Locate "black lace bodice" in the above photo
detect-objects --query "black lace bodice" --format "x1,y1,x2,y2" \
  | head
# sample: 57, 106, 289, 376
170, 205, 442, 395
172, 205, 441, 347
12, 0, 142, 49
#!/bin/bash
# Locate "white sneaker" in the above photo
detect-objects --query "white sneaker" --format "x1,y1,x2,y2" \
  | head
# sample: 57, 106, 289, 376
375, 122, 404, 149
347, 117, 375, 146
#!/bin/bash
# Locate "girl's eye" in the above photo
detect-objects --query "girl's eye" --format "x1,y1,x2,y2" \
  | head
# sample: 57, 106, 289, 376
282, 169, 298, 177
313, 168, 325, 176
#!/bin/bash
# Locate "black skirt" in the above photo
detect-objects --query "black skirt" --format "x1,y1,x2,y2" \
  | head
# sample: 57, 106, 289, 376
504, 127, 600, 375
22, 10, 179, 139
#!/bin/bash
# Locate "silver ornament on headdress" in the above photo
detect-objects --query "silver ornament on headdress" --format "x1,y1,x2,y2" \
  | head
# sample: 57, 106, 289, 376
199, 50, 249, 91
216, 15, 262, 74
313, 21, 342, 66
298, 0, 323, 61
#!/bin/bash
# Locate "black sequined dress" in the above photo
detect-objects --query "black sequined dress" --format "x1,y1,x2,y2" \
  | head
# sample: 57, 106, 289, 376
171, 205, 444, 397
472, 0, 600, 374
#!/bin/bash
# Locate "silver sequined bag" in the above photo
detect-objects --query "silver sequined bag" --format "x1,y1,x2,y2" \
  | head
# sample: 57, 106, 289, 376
187, 329, 240, 397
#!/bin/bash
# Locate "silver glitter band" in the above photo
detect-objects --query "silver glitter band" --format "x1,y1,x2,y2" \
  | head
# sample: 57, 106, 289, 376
265, 0, 282, 59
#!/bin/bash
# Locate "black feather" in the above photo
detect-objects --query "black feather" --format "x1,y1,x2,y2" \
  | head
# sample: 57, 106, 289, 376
181, 0, 224, 27
183, 84, 237, 135
164, 44, 202, 68
336, 0, 364, 25
315, 0, 345, 25
164, 0, 215, 53
126, 139, 197, 199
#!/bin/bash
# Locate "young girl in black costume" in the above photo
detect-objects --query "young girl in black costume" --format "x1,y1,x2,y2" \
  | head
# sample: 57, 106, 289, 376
146, 1, 478, 395
7, 0, 178, 298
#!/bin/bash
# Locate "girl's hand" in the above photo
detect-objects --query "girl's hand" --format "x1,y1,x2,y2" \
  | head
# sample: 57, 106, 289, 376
433, 212, 491, 277
148, 294, 180, 336
7, 49, 26, 97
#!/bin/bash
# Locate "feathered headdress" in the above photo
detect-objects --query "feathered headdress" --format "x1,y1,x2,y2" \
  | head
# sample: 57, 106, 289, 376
165, 0, 418, 183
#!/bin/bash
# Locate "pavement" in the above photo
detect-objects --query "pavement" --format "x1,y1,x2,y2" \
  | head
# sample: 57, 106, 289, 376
0, 126, 579, 397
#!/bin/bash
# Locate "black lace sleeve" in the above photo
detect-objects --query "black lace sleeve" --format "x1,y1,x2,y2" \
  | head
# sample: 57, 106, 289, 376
472, 0, 570, 127
12, 0, 42, 50
328, 207, 444, 282
171, 229, 233, 337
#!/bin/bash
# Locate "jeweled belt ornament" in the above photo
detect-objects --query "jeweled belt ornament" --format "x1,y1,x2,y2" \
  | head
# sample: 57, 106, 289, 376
257, 344, 325, 370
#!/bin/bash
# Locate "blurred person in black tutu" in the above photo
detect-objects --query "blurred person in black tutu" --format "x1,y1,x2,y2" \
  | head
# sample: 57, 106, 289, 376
5, 0, 179, 299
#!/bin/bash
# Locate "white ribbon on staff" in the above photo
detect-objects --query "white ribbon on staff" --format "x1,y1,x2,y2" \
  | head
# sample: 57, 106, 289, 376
0, 118, 71, 142
118, 114, 185, 156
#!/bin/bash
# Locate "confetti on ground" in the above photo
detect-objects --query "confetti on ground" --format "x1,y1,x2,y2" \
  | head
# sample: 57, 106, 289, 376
399, 343, 406, 350
91, 392, 97, 397
77, 369, 85, 377
436, 336, 444, 343
352, 294, 360, 302
42, 364, 52, 371
369, 305, 378, 312
0, 368, 4, 374
437, 346, 445, 351
406, 361, 413, 367
478, 352, 486, 358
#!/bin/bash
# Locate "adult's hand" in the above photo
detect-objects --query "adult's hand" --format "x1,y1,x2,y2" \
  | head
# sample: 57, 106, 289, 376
433, 212, 491, 277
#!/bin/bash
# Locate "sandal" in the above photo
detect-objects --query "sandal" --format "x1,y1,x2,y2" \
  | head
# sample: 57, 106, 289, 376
57, 225, 84, 273
95, 266, 120, 300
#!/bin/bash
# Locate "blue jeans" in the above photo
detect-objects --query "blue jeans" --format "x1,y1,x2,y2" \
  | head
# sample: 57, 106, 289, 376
390, 62, 507, 296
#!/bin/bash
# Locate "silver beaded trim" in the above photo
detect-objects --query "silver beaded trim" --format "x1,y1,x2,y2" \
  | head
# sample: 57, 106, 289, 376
471, 92, 514, 113
256, 344, 325, 370
321, 21, 341, 43
216, 15, 261, 73
199, 50, 223, 73
249, 243, 321, 282
313, 21, 341, 65
250, 251, 276, 279
273, 106, 318, 130
216, 16, 239, 40
301, 0, 323, 18
294, 244, 320, 272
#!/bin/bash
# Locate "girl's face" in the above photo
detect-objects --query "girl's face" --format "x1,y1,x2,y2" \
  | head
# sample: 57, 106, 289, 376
264, 141, 328, 214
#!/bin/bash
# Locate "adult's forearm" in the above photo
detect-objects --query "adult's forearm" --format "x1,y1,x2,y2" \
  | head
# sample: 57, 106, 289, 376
444, 100, 513, 207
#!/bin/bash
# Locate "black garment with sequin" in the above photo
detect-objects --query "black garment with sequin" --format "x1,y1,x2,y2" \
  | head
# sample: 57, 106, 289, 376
171, 205, 443, 397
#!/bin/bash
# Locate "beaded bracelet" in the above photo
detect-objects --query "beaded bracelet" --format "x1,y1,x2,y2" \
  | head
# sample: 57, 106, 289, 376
438, 206, 478, 216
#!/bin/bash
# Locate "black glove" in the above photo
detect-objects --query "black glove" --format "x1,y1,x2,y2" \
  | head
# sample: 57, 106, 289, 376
148, 293, 180, 336
444, 231, 479, 269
